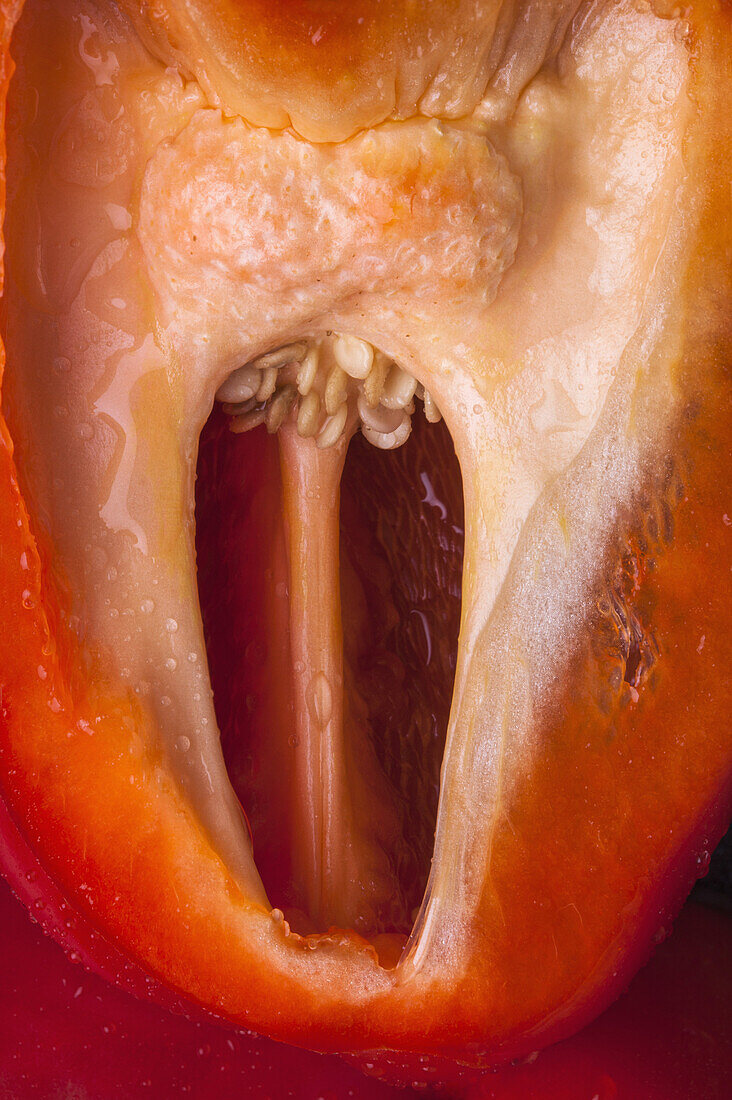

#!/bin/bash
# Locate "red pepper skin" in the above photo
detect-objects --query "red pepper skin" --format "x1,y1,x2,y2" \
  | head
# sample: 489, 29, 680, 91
464, 904, 732, 1100
0, 0, 730, 1074
0, 872, 408, 1100
1, 862, 730, 1099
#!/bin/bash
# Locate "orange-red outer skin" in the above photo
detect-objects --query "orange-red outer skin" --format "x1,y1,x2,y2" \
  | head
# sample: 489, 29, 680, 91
0, 0, 730, 1068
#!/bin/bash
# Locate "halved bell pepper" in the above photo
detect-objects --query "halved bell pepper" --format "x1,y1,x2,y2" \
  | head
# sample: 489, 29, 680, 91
0, 0, 730, 1076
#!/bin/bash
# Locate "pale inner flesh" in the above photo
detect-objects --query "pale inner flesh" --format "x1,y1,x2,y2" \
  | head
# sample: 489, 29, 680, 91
3, 0, 692, 968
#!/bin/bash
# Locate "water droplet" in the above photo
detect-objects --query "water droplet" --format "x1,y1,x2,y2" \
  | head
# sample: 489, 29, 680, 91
187, 651, 198, 663
674, 19, 690, 43
176, 735, 189, 752
37, 665, 47, 680
160, 695, 172, 707
165, 618, 178, 633
140, 599, 154, 614
52, 356, 71, 374
307, 671, 332, 727
165, 657, 177, 671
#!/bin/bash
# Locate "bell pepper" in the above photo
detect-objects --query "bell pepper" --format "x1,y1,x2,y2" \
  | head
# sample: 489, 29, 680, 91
1, 873, 730, 1097
0, 0, 730, 1078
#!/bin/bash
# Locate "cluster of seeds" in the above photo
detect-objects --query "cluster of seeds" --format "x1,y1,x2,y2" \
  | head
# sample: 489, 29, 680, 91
215, 335, 441, 451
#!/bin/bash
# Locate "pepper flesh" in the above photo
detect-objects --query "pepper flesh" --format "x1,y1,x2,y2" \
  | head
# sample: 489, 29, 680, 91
0, 0, 730, 1069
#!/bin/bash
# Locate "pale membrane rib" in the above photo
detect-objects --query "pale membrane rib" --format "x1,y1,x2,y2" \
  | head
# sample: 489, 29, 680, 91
3, 0, 694, 1002
402, 6, 693, 974
278, 428, 347, 926
2, 0, 267, 908
4, 262, 267, 905
278, 418, 396, 930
